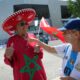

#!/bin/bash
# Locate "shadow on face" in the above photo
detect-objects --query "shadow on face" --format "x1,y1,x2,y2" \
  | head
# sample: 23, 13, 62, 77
15, 20, 29, 37
63, 30, 80, 43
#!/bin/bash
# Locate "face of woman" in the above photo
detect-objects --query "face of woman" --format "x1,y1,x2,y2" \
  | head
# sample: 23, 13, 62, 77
16, 21, 29, 37
63, 30, 79, 43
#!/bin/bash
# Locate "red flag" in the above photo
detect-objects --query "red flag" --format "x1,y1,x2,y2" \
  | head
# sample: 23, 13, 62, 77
39, 17, 65, 42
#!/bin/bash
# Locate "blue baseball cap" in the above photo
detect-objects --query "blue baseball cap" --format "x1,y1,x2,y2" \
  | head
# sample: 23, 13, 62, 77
59, 19, 80, 31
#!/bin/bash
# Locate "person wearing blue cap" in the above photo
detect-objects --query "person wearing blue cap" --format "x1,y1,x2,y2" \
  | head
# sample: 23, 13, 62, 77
28, 19, 80, 80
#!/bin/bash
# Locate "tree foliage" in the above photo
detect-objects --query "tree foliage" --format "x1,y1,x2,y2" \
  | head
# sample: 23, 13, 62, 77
67, 0, 80, 17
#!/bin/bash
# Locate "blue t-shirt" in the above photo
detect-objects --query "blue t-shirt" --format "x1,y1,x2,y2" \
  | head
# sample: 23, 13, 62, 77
54, 43, 80, 80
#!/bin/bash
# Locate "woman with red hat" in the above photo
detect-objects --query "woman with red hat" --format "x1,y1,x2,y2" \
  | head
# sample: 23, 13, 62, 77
3, 8, 47, 80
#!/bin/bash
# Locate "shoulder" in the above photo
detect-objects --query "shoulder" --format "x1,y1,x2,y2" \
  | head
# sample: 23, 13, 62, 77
7, 35, 17, 43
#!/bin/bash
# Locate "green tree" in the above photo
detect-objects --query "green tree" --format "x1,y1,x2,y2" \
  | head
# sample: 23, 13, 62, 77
67, 0, 80, 17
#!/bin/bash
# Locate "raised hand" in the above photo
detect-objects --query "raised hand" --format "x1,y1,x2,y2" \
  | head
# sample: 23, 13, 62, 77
34, 44, 40, 53
5, 42, 14, 60
28, 38, 40, 53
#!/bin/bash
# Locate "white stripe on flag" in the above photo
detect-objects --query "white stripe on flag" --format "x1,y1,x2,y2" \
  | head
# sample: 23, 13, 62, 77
40, 17, 50, 28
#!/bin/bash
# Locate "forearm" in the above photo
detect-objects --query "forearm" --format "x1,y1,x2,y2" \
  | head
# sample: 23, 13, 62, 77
28, 37, 57, 54
38, 40, 57, 54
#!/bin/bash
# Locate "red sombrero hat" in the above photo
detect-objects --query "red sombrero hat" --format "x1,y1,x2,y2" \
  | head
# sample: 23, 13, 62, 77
2, 8, 36, 35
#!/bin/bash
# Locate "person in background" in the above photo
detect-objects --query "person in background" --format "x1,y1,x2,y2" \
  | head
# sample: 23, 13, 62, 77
28, 19, 80, 80
2, 8, 47, 80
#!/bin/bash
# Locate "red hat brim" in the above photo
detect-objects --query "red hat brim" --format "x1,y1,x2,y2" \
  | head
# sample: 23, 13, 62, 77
2, 8, 36, 35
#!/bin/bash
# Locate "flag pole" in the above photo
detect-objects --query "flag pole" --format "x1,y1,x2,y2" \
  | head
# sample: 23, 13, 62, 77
37, 23, 41, 39
34, 18, 40, 39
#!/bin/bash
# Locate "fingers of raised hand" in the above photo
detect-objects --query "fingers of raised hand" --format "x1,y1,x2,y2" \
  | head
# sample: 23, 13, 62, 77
34, 45, 40, 53
5, 42, 14, 57
7, 42, 14, 51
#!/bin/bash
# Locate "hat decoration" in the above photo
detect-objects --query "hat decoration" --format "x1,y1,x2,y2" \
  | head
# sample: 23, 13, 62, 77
2, 8, 36, 35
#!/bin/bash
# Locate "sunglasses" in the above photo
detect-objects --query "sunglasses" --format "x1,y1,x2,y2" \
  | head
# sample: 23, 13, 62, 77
18, 21, 28, 27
